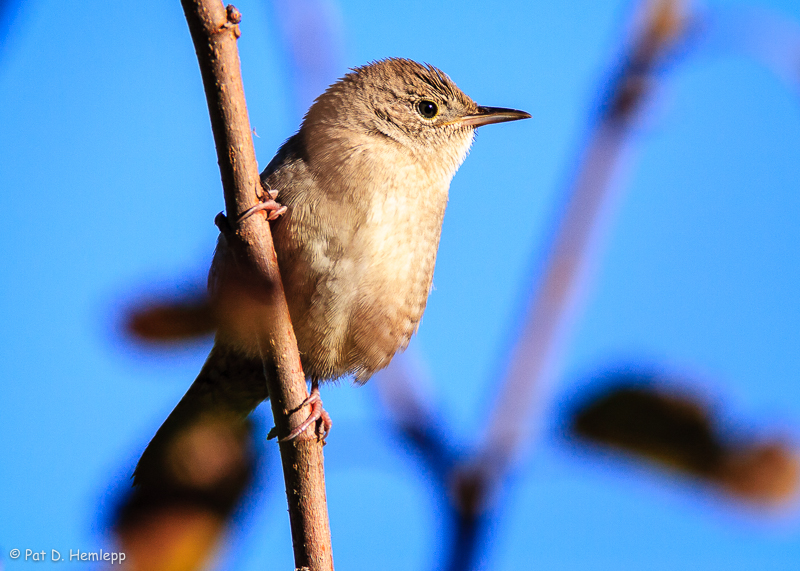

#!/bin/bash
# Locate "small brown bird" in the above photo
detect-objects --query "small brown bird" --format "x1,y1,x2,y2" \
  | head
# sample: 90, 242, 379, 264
134, 58, 529, 485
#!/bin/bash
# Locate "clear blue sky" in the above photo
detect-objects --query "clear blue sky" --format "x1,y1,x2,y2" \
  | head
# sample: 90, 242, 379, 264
2, 0, 800, 569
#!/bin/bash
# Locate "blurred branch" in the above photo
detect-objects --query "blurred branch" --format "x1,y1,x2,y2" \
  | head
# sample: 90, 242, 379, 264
376, 353, 488, 571
125, 294, 215, 342
481, 0, 692, 482
115, 417, 259, 571
179, 1, 333, 569
567, 374, 800, 506
270, 0, 345, 116
462, 0, 692, 561
376, 352, 456, 482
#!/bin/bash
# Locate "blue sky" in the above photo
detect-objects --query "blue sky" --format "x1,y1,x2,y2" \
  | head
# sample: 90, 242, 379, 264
1, 0, 800, 569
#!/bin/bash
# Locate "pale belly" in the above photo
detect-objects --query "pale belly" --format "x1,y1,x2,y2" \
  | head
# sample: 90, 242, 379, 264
275, 180, 449, 383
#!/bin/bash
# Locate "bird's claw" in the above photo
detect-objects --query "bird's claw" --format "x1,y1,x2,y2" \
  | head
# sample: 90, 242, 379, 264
214, 189, 286, 237
236, 191, 287, 223
280, 383, 332, 443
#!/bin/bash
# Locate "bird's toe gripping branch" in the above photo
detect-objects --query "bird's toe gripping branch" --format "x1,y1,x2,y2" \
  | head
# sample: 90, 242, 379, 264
237, 188, 287, 223
281, 381, 332, 443
214, 188, 287, 237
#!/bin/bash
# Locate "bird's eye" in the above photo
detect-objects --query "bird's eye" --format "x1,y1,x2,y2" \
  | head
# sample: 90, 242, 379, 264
416, 100, 439, 119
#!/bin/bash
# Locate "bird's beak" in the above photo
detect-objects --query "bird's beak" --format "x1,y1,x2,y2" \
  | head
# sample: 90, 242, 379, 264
452, 106, 531, 128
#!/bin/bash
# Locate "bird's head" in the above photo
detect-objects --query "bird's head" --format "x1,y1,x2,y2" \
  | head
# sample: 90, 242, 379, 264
300, 58, 530, 183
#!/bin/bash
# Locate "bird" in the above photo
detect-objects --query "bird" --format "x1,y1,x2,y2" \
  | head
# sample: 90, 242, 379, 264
133, 58, 529, 486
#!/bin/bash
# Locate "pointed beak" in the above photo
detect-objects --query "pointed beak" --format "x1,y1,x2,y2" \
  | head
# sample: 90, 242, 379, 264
455, 106, 531, 128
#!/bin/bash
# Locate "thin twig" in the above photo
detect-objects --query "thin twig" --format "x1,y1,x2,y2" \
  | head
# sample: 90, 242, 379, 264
179, 1, 333, 569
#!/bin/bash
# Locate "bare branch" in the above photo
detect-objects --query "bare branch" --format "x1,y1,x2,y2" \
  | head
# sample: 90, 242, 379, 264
178, 1, 333, 569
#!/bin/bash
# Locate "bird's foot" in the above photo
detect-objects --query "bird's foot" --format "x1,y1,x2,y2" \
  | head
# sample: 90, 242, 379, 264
237, 188, 287, 223
281, 383, 332, 443
214, 188, 287, 236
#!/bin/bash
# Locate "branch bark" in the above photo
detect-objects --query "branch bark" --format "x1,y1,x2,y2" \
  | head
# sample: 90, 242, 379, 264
179, 2, 333, 569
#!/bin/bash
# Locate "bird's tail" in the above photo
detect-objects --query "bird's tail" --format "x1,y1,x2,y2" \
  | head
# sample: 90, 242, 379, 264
133, 343, 269, 487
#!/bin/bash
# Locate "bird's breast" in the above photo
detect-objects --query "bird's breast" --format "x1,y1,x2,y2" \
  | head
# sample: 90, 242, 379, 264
274, 168, 450, 383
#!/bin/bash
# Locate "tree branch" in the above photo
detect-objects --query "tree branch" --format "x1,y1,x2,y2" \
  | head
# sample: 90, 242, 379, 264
179, 1, 333, 569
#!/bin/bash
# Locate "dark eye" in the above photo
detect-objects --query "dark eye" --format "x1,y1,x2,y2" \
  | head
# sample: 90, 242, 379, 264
416, 100, 439, 119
